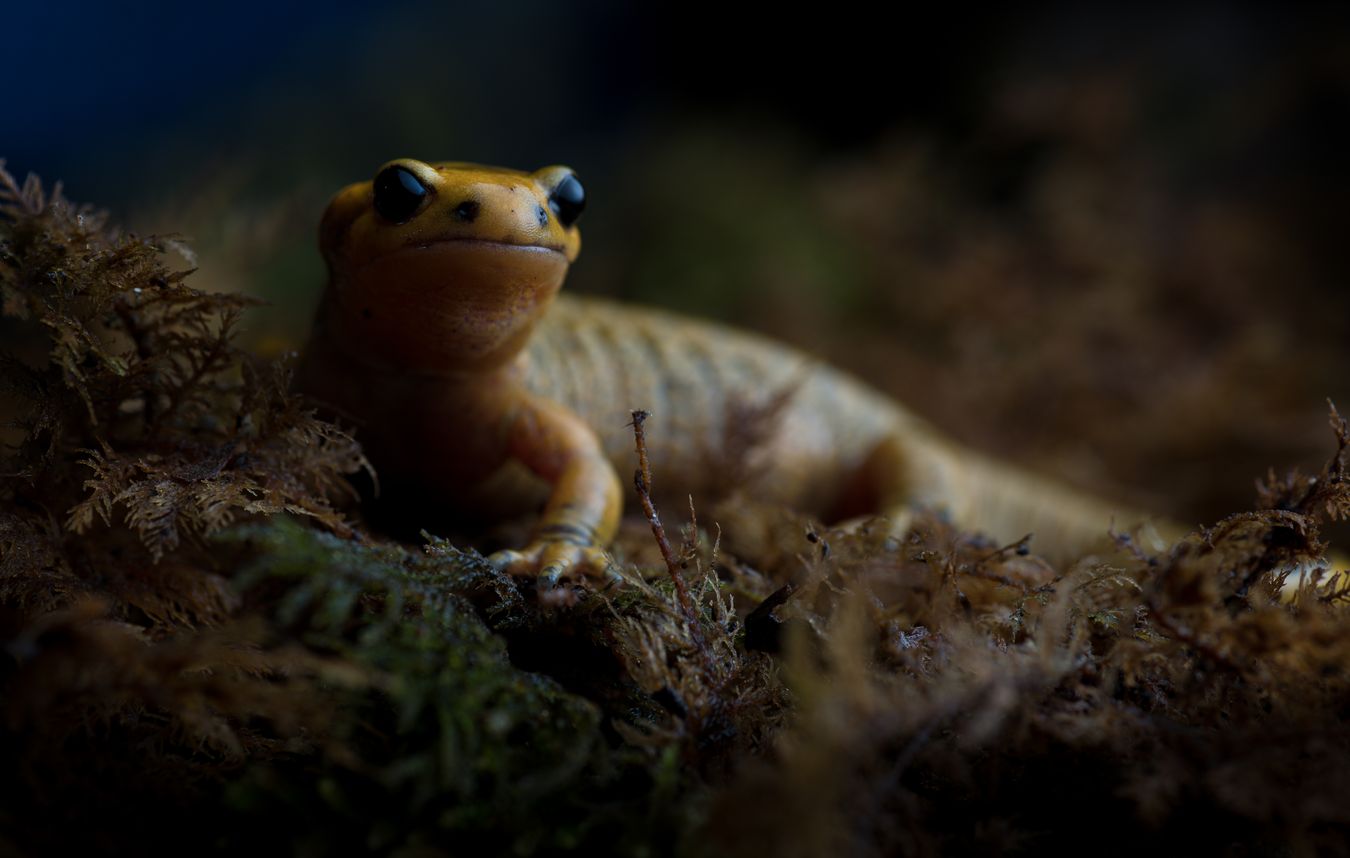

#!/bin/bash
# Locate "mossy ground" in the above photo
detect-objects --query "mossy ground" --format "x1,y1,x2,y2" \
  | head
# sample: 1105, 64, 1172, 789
3, 162, 1350, 858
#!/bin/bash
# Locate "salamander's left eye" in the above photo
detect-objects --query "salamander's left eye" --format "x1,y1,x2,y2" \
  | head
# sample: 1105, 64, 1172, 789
373, 165, 429, 223
548, 174, 585, 227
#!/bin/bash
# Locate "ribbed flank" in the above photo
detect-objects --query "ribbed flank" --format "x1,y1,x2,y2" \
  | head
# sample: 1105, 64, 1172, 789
525, 295, 899, 512
522, 295, 1166, 558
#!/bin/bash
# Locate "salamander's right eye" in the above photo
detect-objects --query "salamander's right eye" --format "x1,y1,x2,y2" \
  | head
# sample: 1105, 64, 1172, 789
373, 165, 429, 223
548, 174, 585, 227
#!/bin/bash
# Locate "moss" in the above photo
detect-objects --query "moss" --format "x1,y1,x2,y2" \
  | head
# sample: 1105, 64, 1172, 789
214, 518, 692, 857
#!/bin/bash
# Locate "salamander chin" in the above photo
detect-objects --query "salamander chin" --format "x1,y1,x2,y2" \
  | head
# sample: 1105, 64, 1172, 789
329, 239, 570, 372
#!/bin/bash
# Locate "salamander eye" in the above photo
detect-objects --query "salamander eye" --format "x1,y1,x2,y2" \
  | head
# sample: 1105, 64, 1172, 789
548, 174, 585, 227
372, 165, 429, 223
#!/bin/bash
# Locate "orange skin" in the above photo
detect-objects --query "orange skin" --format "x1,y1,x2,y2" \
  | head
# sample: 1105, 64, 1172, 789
299, 158, 1181, 584
302, 160, 616, 582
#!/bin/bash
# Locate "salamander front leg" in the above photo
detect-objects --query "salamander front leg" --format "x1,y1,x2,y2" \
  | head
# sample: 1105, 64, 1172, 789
487, 397, 623, 585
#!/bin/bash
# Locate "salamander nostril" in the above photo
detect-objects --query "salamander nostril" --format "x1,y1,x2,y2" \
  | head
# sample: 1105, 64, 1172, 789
536, 205, 549, 228
453, 200, 480, 223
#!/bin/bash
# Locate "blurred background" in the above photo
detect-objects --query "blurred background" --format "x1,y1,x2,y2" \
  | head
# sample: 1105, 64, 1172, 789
7, 0, 1350, 530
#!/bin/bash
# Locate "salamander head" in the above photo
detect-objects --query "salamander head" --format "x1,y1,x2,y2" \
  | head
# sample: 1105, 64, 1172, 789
318, 159, 585, 373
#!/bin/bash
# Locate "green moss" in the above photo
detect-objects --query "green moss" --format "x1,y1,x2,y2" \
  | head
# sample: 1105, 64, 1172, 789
214, 518, 689, 857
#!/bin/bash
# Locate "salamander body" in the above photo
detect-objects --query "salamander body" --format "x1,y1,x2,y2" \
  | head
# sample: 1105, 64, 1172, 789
299, 159, 1161, 581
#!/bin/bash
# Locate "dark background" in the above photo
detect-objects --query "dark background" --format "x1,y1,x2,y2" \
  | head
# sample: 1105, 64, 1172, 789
8, 1, 1350, 528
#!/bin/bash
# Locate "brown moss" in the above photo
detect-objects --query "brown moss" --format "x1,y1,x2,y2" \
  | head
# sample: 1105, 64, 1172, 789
0, 161, 374, 847
0, 160, 369, 619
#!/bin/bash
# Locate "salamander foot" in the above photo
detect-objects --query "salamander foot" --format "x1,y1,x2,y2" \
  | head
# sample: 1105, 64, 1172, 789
488, 540, 618, 587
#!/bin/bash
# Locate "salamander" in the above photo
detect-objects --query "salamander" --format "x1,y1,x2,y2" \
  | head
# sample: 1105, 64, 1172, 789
297, 158, 1170, 583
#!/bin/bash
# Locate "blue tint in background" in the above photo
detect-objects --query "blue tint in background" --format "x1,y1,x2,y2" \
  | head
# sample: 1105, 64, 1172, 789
6, 1, 655, 201
9, 2, 1345, 210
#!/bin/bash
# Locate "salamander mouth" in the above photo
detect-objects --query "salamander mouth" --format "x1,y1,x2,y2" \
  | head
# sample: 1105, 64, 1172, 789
401, 236, 568, 258
343, 237, 569, 285
345, 235, 569, 295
